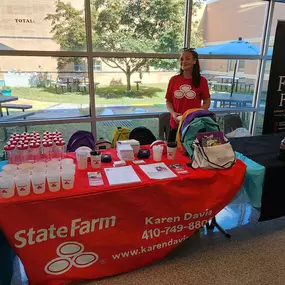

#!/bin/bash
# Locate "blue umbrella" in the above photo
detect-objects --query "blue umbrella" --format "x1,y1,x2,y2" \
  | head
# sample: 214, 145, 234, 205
195, 37, 272, 96
196, 37, 272, 56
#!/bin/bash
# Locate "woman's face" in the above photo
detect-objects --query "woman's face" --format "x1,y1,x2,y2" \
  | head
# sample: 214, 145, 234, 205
180, 51, 197, 71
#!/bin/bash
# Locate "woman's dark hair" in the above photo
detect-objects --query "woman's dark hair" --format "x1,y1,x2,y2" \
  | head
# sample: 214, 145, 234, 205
179, 48, 201, 88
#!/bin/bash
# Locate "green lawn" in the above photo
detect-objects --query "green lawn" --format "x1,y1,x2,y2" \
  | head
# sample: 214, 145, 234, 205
1, 84, 266, 158
10, 83, 167, 105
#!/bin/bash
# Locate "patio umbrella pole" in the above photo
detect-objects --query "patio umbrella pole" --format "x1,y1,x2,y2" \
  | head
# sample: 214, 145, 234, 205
230, 60, 238, 97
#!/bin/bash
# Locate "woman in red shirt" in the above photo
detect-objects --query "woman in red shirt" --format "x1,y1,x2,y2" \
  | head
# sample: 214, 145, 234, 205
165, 48, 211, 142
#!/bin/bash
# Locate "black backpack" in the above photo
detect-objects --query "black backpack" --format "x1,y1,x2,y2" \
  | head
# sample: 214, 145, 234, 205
66, 131, 95, 152
129, 126, 156, 146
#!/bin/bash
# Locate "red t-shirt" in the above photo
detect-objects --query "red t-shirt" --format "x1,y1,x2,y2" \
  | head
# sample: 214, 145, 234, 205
165, 75, 210, 130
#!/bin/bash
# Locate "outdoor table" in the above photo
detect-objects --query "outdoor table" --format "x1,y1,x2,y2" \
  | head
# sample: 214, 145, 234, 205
0, 95, 18, 117
0, 148, 245, 285
211, 93, 253, 108
215, 76, 246, 92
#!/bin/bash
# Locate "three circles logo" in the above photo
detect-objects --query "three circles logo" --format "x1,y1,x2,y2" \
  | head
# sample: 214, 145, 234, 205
45, 241, 99, 275
174, 85, 196, 99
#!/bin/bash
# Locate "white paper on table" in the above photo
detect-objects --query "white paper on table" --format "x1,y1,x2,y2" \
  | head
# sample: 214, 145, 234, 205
139, 162, 177, 180
104, 166, 141, 186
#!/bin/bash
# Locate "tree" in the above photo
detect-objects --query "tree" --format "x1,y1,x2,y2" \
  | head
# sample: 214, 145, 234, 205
45, 1, 87, 69
191, 0, 205, 48
46, 0, 203, 91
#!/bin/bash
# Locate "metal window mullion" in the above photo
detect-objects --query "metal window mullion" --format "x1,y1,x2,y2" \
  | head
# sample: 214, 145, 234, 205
0, 117, 92, 128
0, 51, 271, 61
0, 50, 88, 57
251, 0, 275, 134
85, 0, 97, 138
184, 0, 193, 48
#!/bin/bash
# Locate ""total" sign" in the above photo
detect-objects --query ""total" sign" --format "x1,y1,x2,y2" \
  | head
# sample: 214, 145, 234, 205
15, 19, 35, 23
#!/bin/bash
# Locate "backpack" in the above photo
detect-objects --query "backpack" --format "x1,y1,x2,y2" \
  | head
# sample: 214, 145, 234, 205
129, 126, 156, 146
112, 127, 130, 148
66, 131, 95, 152
181, 115, 219, 158
95, 138, 112, 150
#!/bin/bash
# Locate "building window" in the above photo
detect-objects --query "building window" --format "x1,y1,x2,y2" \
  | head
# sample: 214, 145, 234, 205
238, 60, 245, 72
74, 62, 85, 72
228, 60, 245, 73
94, 60, 102, 72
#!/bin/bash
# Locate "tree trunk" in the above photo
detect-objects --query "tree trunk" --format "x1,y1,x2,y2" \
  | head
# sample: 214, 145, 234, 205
126, 64, 132, 91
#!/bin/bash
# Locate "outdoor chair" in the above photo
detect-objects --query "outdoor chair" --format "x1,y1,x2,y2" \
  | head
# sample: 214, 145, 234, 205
158, 112, 170, 141
78, 77, 89, 92
56, 77, 68, 93
223, 114, 243, 134
239, 81, 254, 93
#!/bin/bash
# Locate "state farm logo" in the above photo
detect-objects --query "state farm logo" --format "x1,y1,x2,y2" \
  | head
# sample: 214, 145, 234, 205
174, 84, 196, 99
45, 241, 99, 275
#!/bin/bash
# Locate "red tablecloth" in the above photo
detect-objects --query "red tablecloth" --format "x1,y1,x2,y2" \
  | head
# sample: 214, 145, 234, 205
0, 149, 246, 285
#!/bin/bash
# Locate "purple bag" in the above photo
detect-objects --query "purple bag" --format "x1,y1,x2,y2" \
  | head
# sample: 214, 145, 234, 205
180, 110, 215, 136
66, 131, 95, 152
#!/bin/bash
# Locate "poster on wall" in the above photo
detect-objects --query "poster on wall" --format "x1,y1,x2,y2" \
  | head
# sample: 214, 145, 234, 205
263, 20, 285, 134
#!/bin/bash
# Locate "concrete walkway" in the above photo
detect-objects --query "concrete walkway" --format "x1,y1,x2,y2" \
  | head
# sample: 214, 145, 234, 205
32, 103, 88, 119
31, 103, 167, 119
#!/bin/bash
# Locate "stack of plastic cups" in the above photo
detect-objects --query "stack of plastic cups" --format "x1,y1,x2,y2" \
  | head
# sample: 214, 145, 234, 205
0, 173, 15, 199
4, 145, 16, 165
42, 141, 53, 162
46, 165, 61, 192
18, 162, 33, 174
35, 137, 42, 160
61, 158, 74, 166
56, 140, 66, 159
10, 138, 21, 165
14, 169, 30, 197
76, 150, 89, 170
153, 145, 163, 162
29, 142, 41, 163
47, 160, 60, 171
2, 164, 18, 177
61, 162, 76, 190
31, 167, 46, 195
17, 144, 29, 164
52, 137, 59, 160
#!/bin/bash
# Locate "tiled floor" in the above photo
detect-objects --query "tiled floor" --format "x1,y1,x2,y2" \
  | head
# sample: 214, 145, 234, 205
11, 192, 285, 285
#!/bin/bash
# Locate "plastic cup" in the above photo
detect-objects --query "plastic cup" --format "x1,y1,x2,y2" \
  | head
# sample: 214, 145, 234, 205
46, 165, 60, 173
167, 142, 177, 160
60, 158, 74, 165
46, 159, 60, 172
18, 163, 33, 174
153, 145, 163, 162
0, 175, 15, 199
31, 170, 46, 195
90, 151, 101, 169
61, 169, 75, 190
46, 170, 61, 192
47, 160, 60, 168
14, 173, 31, 196
61, 163, 76, 173
2, 164, 18, 175
76, 150, 88, 170
33, 162, 46, 170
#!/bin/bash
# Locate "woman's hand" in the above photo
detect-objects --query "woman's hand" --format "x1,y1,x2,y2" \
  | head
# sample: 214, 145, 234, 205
171, 112, 182, 123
